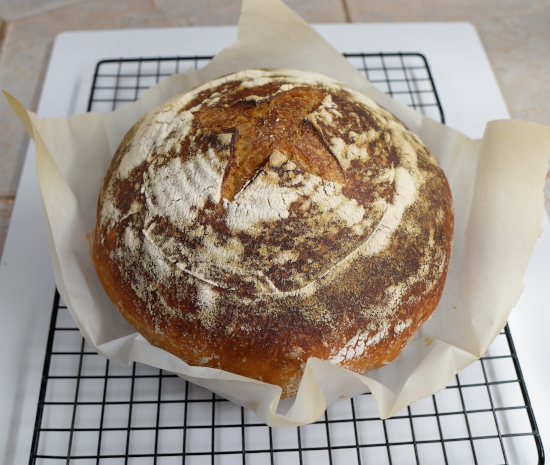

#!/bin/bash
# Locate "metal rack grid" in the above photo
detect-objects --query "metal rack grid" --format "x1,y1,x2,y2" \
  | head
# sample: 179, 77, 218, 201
29, 53, 543, 465
87, 53, 445, 123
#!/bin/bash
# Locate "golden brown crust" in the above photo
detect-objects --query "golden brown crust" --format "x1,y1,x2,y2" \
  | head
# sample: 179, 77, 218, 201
93, 69, 453, 398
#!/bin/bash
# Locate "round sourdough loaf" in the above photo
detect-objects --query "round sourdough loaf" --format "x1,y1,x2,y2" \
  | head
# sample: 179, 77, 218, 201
93, 69, 453, 398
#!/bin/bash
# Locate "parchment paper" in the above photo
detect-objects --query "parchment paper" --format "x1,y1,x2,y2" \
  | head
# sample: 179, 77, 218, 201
6, 0, 550, 427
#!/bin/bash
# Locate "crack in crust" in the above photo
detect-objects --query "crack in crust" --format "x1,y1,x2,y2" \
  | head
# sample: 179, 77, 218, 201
196, 85, 346, 202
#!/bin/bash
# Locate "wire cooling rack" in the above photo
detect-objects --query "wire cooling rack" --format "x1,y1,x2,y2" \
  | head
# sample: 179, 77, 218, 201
87, 53, 445, 122
29, 53, 543, 465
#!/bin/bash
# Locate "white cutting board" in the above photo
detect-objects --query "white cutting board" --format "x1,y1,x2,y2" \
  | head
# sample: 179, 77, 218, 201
1, 23, 548, 464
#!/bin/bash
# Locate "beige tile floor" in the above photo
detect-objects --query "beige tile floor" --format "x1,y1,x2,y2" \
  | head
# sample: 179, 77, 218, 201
0, 0, 549, 256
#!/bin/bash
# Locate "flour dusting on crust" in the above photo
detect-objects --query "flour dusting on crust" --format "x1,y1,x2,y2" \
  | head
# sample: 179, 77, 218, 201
94, 69, 453, 397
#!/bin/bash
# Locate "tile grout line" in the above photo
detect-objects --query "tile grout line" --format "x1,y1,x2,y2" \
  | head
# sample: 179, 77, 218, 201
341, 0, 351, 23
0, 18, 9, 58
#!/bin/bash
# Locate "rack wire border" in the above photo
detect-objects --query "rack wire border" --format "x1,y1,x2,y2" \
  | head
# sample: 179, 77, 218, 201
28, 52, 543, 465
